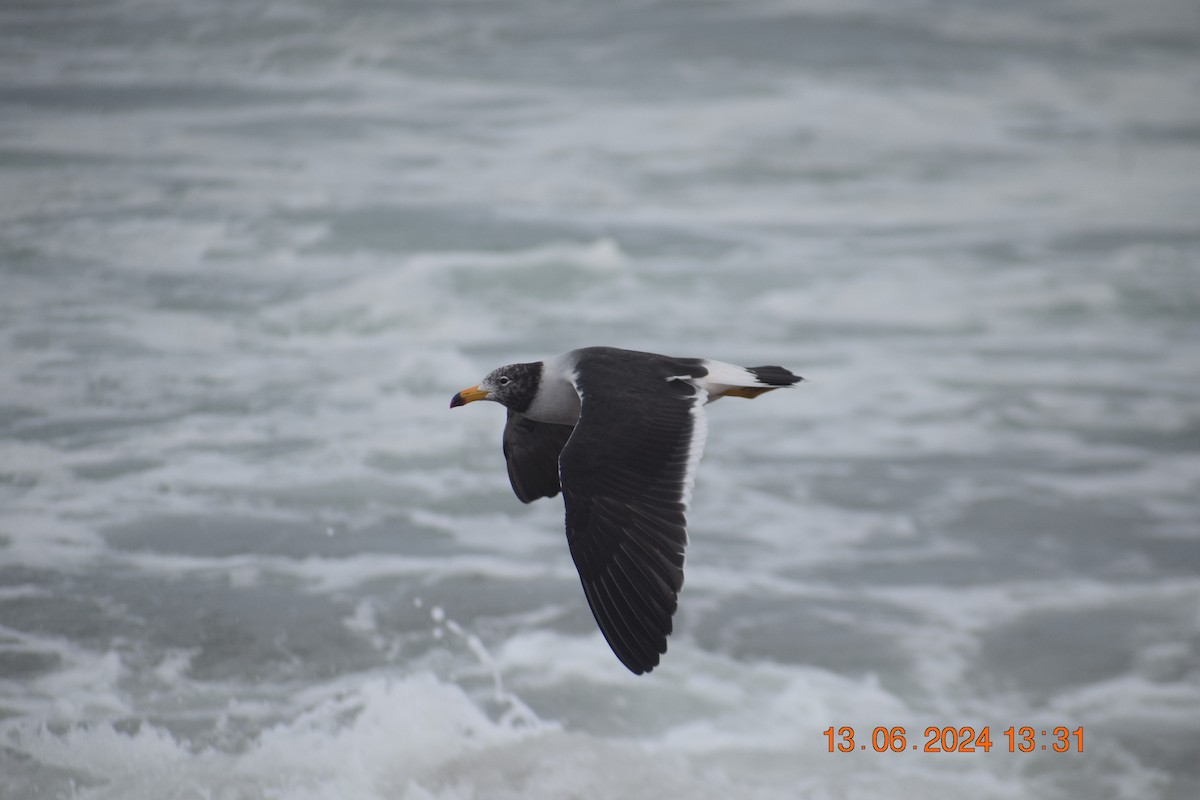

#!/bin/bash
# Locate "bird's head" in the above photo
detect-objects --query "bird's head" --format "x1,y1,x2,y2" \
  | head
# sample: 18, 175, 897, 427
450, 361, 542, 413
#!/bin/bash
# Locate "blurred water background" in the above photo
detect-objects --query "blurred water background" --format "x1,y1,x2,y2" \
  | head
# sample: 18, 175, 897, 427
2, 0, 1199, 798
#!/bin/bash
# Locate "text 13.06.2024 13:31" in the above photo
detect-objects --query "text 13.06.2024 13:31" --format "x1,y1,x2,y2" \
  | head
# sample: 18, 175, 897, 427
823, 726, 1084, 754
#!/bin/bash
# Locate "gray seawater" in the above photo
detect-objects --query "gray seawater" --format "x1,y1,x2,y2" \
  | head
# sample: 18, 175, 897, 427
2, 0, 1200, 797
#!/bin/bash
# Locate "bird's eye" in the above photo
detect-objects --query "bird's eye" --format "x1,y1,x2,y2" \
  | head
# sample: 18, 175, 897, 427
498, 376, 511, 386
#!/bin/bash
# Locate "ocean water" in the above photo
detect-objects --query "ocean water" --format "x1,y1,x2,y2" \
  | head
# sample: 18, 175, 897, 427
2, 0, 1199, 797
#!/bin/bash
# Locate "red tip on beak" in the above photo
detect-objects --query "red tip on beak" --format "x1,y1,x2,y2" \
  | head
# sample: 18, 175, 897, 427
450, 385, 489, 408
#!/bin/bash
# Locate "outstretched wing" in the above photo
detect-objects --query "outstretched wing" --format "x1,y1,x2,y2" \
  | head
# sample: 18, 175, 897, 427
558, 349, 709, 674
502, 409, 575, 503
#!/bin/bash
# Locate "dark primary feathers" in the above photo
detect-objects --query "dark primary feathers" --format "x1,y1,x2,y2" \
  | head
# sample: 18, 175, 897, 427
558, 350, 706, 673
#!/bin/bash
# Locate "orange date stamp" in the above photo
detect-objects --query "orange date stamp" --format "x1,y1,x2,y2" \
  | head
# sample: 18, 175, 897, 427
823, 725, 1084, 753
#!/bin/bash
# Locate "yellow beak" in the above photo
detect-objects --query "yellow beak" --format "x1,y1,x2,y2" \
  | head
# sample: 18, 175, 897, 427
450, 385, 490, 408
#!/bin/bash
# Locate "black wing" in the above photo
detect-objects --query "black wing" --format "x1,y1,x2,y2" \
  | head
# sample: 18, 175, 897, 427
502, 409, 575, 503
558, 348, 709, 674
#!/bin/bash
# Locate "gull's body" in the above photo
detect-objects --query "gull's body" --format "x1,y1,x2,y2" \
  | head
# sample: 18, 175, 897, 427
451, 346, 802, 674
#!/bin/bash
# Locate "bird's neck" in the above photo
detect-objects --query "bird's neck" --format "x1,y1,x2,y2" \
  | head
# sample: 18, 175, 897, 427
522, 355, 581, 425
